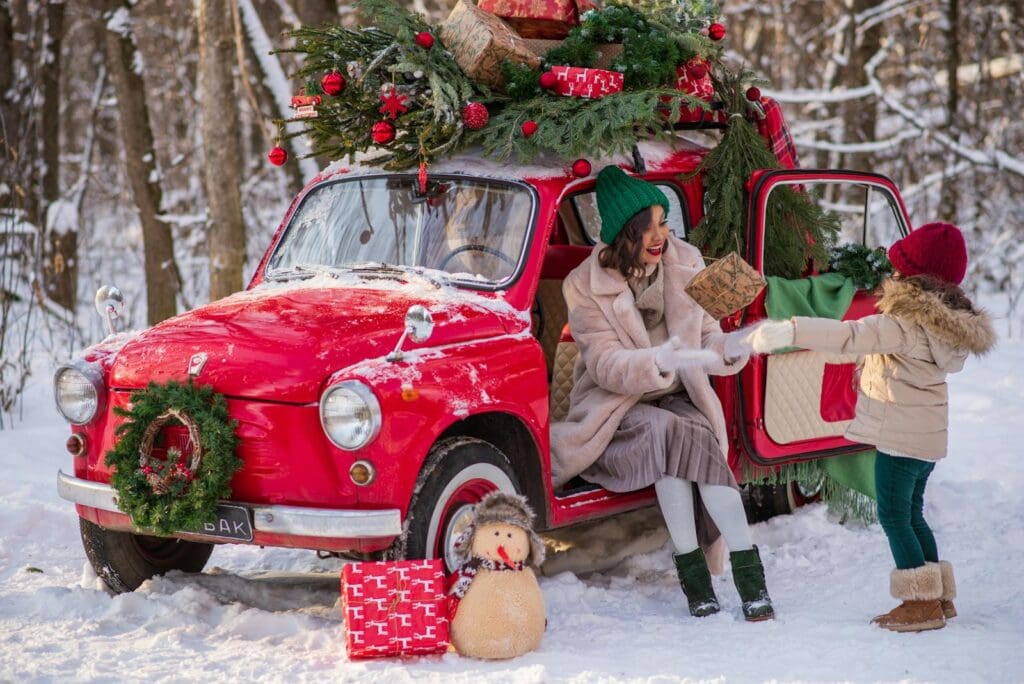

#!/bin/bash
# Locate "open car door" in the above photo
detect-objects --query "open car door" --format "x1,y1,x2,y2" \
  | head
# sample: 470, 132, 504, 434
738, 170, 911, 467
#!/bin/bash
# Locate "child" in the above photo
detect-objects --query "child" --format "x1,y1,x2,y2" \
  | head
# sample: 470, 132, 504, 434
747, 222, 994, 632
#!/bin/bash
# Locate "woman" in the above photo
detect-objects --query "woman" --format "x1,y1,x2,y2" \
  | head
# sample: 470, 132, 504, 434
550, 165, 774, 621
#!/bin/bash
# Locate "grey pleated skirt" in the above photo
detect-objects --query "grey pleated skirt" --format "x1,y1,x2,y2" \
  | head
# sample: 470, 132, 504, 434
581, 392, 738, 492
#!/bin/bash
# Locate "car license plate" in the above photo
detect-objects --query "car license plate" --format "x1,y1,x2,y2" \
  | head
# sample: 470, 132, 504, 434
193, 504, 253, 541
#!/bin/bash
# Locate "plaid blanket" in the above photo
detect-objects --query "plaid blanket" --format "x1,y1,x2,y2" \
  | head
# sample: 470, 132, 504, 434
755, 97, 800, 170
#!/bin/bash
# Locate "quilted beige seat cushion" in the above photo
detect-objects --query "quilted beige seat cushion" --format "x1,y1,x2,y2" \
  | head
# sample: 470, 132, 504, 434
764, 350, 858, 444
549, 340, 578, 422
536, 279, 568, 372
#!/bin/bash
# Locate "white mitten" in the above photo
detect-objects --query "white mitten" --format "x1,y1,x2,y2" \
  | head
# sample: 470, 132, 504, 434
654, 337, 721, 374
722, 329, 753, 364
748, 320, 795, 354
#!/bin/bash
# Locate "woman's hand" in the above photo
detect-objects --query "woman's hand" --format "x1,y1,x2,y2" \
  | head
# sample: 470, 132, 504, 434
654, 336, 722, 375
747, 320, 796, 354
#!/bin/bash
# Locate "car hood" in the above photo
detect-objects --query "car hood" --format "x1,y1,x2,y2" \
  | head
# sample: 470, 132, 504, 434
109, 281, 520, 403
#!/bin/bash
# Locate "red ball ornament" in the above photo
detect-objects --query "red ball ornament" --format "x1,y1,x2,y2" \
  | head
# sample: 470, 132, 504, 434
372, 120, 396, 145
571, 158, 591, 178
686, 58, 709, 80
268, 146, 288, 166
708, 23, 726, 41
539, 71, 557, 89
462, 102, 489, 130
521, 120, 538, 137
745, 86, 762, 102
415, 31, 435, 49
321, 71, 346, 96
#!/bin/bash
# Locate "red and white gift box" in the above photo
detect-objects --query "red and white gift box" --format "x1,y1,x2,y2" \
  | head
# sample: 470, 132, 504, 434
674, 57, 714, 123
341, 560, 449, 659
477, 0, 596, 39
550, 66, 623, 99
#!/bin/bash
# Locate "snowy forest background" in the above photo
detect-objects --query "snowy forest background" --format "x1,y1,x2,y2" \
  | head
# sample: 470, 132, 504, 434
1, 0, 1022, 429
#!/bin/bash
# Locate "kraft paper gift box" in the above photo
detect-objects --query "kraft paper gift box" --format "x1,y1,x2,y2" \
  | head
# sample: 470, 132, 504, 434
341, 560, 449, 659
440, 0, 540, 88
685, 252, 767, 320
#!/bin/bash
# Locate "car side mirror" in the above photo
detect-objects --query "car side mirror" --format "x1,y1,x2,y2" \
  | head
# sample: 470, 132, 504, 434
387, 305, 434, 362
94, 285, 125, 335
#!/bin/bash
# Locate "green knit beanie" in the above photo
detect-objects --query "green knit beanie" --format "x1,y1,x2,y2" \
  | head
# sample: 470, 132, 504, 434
596, 165, 670, 245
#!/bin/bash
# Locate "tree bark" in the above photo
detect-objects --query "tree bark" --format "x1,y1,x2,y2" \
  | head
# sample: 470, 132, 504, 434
40, 0, 77, 311
103, 0, 181, 324
939, 0, 961, 221
198, 0, 246, 300
837, 0, 883, 173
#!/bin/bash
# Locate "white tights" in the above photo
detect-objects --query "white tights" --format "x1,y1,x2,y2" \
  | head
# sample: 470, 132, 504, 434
654, 476, 753, 554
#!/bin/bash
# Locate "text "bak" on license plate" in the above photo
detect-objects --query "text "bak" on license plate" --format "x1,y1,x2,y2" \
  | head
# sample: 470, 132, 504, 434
197, 504, 253, 541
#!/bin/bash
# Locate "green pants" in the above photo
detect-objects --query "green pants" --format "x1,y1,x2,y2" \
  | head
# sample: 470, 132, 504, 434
875, 451, 938, 569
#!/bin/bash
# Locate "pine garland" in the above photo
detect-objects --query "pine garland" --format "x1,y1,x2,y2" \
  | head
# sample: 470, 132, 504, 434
279, 0, 481, 169
105, 380, 241, 535
829, 243, 893, 290
473, 90, 705, 162
687, 71, 839, 278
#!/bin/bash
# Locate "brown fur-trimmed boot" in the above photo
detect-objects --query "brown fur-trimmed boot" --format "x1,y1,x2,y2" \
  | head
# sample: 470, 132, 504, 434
936, 560, 957, 619
871, 564, 945, 632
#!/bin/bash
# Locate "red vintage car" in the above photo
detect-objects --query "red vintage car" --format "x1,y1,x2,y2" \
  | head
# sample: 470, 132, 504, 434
54, 138, 910, 592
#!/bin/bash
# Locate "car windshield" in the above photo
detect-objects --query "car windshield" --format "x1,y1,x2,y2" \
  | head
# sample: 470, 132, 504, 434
265, 175, 534, 287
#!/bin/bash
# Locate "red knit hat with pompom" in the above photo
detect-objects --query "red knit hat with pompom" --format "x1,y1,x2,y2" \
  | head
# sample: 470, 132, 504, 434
888, 222, 968, 285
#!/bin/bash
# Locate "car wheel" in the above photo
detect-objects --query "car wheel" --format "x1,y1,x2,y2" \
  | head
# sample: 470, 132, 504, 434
387, 437, 521, 573
79, 518, 214, 593
740, 483, 793, 523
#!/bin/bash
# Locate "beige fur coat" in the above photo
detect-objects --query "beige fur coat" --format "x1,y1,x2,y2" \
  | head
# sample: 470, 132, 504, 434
792, 277, 995, 460
549, 235, 744, 488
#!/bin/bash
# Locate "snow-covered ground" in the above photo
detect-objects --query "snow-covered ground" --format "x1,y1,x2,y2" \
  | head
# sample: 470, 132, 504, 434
2, 339, 1023, 683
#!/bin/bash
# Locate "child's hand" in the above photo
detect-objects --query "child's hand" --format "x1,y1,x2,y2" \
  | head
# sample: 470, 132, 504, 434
748, 320, 795, 354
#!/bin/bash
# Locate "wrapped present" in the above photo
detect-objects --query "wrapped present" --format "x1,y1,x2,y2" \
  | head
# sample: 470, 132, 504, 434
478, 0, 597, 39
675, 57, 713, 123
341, 560, 449, 659
550, 66, 623, 99
685, 252, 767, 320
290, 94, 322, 119
440, 0, 540, 88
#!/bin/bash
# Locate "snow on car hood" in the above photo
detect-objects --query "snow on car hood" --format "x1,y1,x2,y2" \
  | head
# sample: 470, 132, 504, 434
109, 275, 524, 403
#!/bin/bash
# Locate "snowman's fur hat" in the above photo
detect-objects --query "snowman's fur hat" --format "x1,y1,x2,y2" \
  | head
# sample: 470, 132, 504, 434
452, 492, 546, 568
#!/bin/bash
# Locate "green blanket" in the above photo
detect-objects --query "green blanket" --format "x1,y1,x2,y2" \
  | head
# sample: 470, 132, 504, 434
764, 272, 876, 502
765, 272, 857, 320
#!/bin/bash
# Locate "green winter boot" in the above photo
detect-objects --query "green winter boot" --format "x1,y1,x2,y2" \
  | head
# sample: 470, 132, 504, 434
673, 548, 720, 617
730, 546, 775, 621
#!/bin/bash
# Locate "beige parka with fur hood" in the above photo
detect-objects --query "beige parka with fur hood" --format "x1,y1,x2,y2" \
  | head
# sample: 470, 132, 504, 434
791, 277, 995, 461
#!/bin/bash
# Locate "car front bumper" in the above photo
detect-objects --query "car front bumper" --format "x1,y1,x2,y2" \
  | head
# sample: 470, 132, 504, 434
57, 470, 403, 540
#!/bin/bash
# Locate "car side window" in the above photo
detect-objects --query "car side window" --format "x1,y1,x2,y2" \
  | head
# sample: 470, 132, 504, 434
570, 182, 688, 244
795, 182, 905, 249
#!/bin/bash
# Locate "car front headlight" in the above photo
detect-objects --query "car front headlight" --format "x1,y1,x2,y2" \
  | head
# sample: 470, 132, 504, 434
319, 380, 381, 450
54, 362, 104, 425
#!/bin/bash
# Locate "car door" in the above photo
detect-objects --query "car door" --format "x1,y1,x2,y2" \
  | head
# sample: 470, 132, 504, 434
738, 170, 911, 466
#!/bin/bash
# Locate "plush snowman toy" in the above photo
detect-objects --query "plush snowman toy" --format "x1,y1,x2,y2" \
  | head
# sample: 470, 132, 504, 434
448, 492, 546, 660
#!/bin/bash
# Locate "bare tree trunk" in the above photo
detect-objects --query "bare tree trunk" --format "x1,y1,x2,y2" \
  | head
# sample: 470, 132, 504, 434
838, 0, 883, 173
102, 0, 181, 324
198, 0, 246, 300
939, 0, 961, 221
40, 0, 77, 311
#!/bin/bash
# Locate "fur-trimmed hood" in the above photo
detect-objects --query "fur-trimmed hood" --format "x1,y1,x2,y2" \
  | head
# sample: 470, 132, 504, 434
877, 278, 995, 356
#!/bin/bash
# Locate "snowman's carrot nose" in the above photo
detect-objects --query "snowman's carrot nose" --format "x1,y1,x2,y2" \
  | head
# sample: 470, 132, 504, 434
497, 545, 511, 564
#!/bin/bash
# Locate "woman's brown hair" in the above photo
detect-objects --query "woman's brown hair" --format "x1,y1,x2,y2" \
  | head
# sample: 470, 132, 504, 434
598, 207, 654, 280
898, 273, 976, 312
